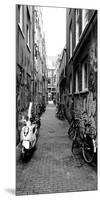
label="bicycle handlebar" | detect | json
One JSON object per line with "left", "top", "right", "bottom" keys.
{"left": 82, "top": 111, "right": 87, "bottom": 115}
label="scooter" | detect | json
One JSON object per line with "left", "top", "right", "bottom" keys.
{"left": 20, "top": 102, "right": 41, "bottom": 159}
{"left": 20, "top": 119, "right": 38, "bottom": 159}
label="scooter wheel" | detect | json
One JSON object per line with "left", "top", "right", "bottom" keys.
{"left": 21, "top": 147, "right": 26, "bottom": 160}
{"left": 21, "top": 152, "right": 25, "bottom": 160}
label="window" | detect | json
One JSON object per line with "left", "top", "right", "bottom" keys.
{"left": 27, "top": 24, "right": 30, "bottom": 46}
{"left": 76, "top": 9, "right": 80, "bottom": 46}
{"left": 48, "top": 88, "right": 51, "bottom": 93}
{"left": 82, "top": 63, "right": 88, "bottom": 91}
{"left": 26, "top": 7, "right": 31, "bottom": 48}
{"left": 69, "top": 75, "right": 72, "bottom": 94}
{"left": 48, "top": 78, "right": 51, "bottom": 84}
{"left": 34, "top": 44, "right": 38, "bottom": 58}
{"left": 27, "top": 73, "right": 31, "bottom": 89}
{"left": 34, "top": 10, "right": 38, "bottom": 24}
{"left": 75, "top": 70, "right": 79, "bottom": 92}
{"left": 82, "top": 9, "right": 88, "bottom": 31}
{"left": 19, "top": 5, "right": 22, "bottom": 28}
{"left": 53, "top": 75, "right": 56, "bottom": 84}
{"left": 83, "top": 96, "right": 87, "bottom": 112}
{"left": 69, "top": 22, "right": 72, "bottom": 58}
{"left": 19, "top": 5, "right": 23, "bottom": 31}
{"left": 52, "top": 88, "right": 56, "bottom": 92}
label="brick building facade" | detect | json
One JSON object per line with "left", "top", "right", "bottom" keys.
{"left": 66, "top": 8, "right": 97, "bottom": 131}
{"left": 42, "top": 37, "right": 48, "bottom": 105}
{"left": 16, "top": 5, "right": 47, "bottom": 145}
{"left": 33, "top": 6, "right": 48, "bottom": 113}
{"left": 16, "top": 5, "right": 34, "bottom": 144}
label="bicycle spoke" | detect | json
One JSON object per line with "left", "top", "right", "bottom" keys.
{"left": 82, "top": 136, "right": 94, "bottom": 163}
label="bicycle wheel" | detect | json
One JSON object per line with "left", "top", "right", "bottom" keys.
{"left": 72, "top": 138, "right": 81, "bottom": 154}
{"left": 68, "top": 121, "right": 74, "bottom": 139}
{"left": 82, "top": 135, "right": 94, "bottom": 163}
{"left": 71, "top": 126, "right": 81, "bottom": 155}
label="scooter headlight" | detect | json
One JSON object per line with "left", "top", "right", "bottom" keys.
{"left": 22, "top": 141, "right": 30, "bottom": 149}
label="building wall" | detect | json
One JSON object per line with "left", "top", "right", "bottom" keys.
{"left": 73, "top": 22, "right": 97, "bottom": 128}
{"left": 55, "top": 54, "right": 62, "bottom": 104}
{"left": 66, "top": 8, "right": 97, "bottom": 131}
{"left": 16, "top": 5, "right": 34, "bottom": 144}
{"left": 59, "top": 48, "right": 66, "bottom": 107}
{"left": 33, "top": 6, "right": 47, "bottom": 110}
{"left": 16, "top": 5, "right": 47, "bottom": 145}
{"left": 42, "top": 37, "right": 48, "bottom": 105}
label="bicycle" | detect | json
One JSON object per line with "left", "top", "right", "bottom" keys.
{"left": 72, "top": 112, "right": 97, "bottom": 164}
{"left": 56, "top": 104, "right": 65, "bottom": 120}
{"left": 68, "top": 116, "right": 80, "bottom": 139}
{"left": 82, "top": 125, "right": 97, "bottom": 163}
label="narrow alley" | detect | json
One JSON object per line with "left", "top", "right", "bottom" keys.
{"left": 16, "top": 102, "right": 97, "bottom": 195}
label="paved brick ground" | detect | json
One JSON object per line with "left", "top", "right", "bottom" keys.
{"left": 16, "top": 103, "right": 97, "bottom": 196}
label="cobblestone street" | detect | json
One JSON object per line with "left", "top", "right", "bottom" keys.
{"left": 16, "top": 103, "right": 97, "bottom": 196}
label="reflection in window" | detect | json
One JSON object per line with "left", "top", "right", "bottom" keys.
{"left": 82, "top": 9, "right": 88, "bottom": 31}
{"left": 76, "top": 9, "right": 80, "bottom": 46}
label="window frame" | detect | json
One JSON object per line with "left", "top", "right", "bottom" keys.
{"left": 82, "top": 62, "right": 88, "bottom": 91}
{"left": 69, "top": 21, "right": 72, "bottom": 59}
{"left": 48, "top": 77, "right": 51, "bottom": 84}
{"left": 26, "top": 7, "right": 31, "bottom": 49}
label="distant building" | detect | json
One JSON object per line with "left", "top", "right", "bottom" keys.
{"left": 48, "top": 68, "right": 56, "bottom": 101}
{"left": 47, "top": 56, "right": 57, "bottom": 101}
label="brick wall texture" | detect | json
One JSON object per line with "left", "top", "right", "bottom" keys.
{"left": 65, "top": 9, "right": 97, "bottom": 133}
